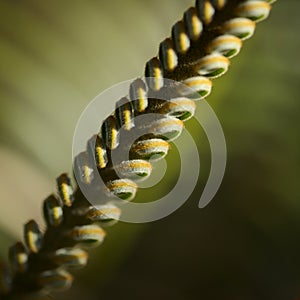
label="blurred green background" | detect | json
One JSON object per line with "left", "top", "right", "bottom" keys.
{"left": 0, "top": 0, "right": 299, "bottom": 299}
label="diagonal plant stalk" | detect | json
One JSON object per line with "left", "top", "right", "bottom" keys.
{"left": 0, "top": 0, "right": 276, "bottom": 299}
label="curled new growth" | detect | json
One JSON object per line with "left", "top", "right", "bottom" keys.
{"left": 0, "top": 0, "right": 275, "bottom": 298}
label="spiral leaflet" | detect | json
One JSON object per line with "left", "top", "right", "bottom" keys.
{"left": 0, "top": 1, "right": 275, "bottom": 298}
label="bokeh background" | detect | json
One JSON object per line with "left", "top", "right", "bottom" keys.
{"left": 0, "top": 1, "right": 299, "bottom": 299}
